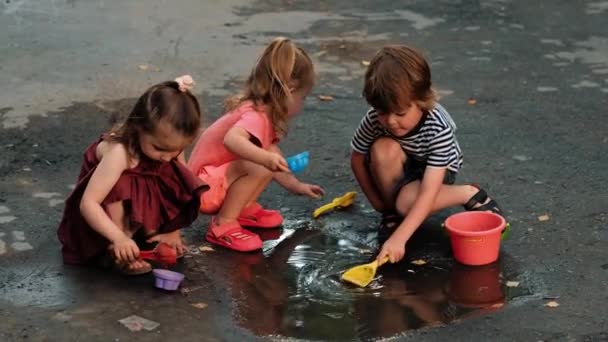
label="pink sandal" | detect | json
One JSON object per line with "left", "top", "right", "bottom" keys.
{"left": 205, "top": 217, "right": 262, "bottom": 252}
{"left": 237, "top": 203, "right": 283, "bottom": 229}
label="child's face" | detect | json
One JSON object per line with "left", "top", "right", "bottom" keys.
{"left": 286, "top": 88, "right": 309, "bottom": 118}
{"left": 138, "top": 120, "right": 193, "bottom": 162}
{"left": 377, "top": 103, "right": 424, "bottom": 137}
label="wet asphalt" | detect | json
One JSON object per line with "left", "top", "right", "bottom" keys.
{"left": 1, "top": 0, "right": 607, "bottom": 341}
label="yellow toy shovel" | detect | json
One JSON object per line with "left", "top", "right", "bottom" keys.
{"left": 313, "top": 191, "right": 357, "bottom": 219}
{"left": 341, "top": 256, "right": 390, "bottom": 287}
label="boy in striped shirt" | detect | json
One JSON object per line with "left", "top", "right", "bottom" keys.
{"left": 350, "top": 45, "right": 503, "bottom": 263}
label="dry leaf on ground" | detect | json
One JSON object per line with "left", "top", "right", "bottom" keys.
{"left": 198, "top": 246, "right": 215, "bottom": 252}
{"left": 506, "top": 281, "right": 520, "bottom": 287}
{"left": 467, "top": 98, "right": 477, "bottom": 105}
{"left": 191, "top": 302, "right": 208, "bottom": 309}
{"left": 544, "top": 301, "right": 560, "bottom": 308}
{"left": 538, "top": 214, "right": 550, "bottom": 222}
{"left": 410, "top": 259, "right": 427, "bottom": 266}
{"left": 361, "top": 60, "right": 370, "bottom": 66}
{"left": 318, "top": 95, "right": 334, "bottom": 101}
{"left": 138, "top": 64, "right": 149, "bottom": 71}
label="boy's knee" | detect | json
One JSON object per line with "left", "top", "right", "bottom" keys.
{"left": 370, "top": 138, "right": 405, "bottom": 167}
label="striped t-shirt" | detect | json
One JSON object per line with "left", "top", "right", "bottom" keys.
{"left": 350, "top": 103, "right": 463, "bottom": 173}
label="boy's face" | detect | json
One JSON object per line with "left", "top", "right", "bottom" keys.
{"left": 377, "top": 103, "right": 424, "bottom": 137}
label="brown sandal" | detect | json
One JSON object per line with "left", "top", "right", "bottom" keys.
{"left": 115, "top": 260, "right": 152, "bottom": 276}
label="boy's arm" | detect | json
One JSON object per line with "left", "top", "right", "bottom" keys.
{"left": 351, "top": 151, "right": 386, "bottom": 212}
{"left": 379, "top": 166, "right": 446, "bottom": 262}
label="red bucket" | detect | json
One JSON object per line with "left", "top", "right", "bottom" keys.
{"left": 444, "top": 211, "right": 506, "bottom": 266}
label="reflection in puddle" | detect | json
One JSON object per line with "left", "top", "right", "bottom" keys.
{"left": 231, "top": 225, "right": 532, "bottom": 340}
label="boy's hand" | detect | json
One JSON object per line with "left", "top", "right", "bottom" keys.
{"left": 110, "top": 236, "right": 140, "bottom": 263}
{"left": 147, "top": 230, "right": 186, "bottom": 256}
{"left": 378, "top": 236, "right": 406, "bottom": 263}
{"left": 294, "top": 183, "right": 325, "bottom": 199}
{"left": 264, "top": 152, "right": 290, "bottom": 172}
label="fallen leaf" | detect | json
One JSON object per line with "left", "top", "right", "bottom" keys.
{"left": 467, "top": 98, "right": 477, "bottom": 105}
{"left": 318, "top": 95, "right": 334, "bottom": 101}
{"left": 506, "top": 281, "right": 520, "bottom": 287}
{"left": 538, "top": 214, "right": 550, "bottom": 222}
{"left": 361, "top": 60, "right": 370, "bottom": 66}
{"left": 198, "top": 246, "right": 215, "bottom": 252}
{"left": 191, "top": 302, "right": 208, "bottom": 309}
{"left": 138, "top": 64, "right": 149, "bottom": 71}
{"left": 544, "top": 301, "right": 559, "bottom": 308}
{"left": 491, "top": 303, "right": 504, "bottom": 308}
{"left": 410, "top": 259, "right": 427, "bottom": 266}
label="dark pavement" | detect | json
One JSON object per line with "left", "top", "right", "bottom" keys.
{"left": 1, "top": 0, "right": 607, "bottom": 341}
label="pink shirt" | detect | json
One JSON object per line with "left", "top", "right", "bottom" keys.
{"left": 187, "top": 101, "right": 278, "bottom": 174}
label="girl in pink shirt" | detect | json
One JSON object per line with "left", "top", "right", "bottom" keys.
{"left": 188, "top": 37, "right": 324, "bottom": 252}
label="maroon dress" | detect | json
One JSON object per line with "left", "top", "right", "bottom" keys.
{"left": 57, "top": 139, "right": 208, "bottom": 265}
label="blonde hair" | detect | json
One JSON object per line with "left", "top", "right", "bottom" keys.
{"left": 225, "top": 37, "right": 315, "bottom": 135}
{"left": 363, "top": 45, "right": 437, "bottom": 113}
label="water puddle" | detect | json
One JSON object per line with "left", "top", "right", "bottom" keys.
{"left": 229, "top": 224, "right": 533, "bottom": 340}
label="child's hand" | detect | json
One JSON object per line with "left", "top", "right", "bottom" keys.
{"left": 264, "top": 152, "right": 290, "bottom": 172}
{"left": 378, "top": 236, "right": 406, "bottom": 264}
{"left": 295, "top": 183, "right": 325, "bottom": 199}
{"left": 147, "top": 230, "right": 186, "bottom": 256}
{"left": 110, "top": 236, "right": 140, "bottom": 264}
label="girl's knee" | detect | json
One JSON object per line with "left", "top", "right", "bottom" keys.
{"left": 230, "top": 159, "right": 272, "bottom": 180}
{"left": 370, "top": 138, "right": 405, "bottom": 167}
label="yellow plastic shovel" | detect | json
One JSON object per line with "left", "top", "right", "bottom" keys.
{"left": 313, "top": 191, "right": 357, "bottom": 219}
{"left": 341, "top": 256, "right": 390, "bottom": 287}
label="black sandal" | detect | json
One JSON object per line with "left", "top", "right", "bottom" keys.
{"left": 378, "top": 211, "right": 403, "bottom": 243}
{"left": 464, "top": 186, "right": 503, "bottom": 216}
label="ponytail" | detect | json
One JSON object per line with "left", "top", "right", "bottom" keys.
{"left": 227, "top": 37, "right": 314, "bottom": 136}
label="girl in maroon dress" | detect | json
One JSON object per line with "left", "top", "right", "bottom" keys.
{"left": 57, "top": 75, "right": 208, "bottom": 275}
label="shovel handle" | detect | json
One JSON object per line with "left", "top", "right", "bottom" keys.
{"left": 139, "top": 250, "right": 156, "bottom": 260}
{"left": 378, "top": 256, "right": 390, "bottom": 266}
{"left": 313, "top": 202, "right": 338, "bottom": 218}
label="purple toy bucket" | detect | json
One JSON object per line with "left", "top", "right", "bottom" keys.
{"left": 153, "top": 269, "right": 184, "bottom": 291}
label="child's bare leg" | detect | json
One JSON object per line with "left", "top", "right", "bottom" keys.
{"left": 243, "top": 167, "right": 273, "bottom": 209}
{"left": 106, "top": 201, "right": 150, "bottom": 271}
{"left": 396, "top": 183, "right": 490, "bottom": 215}
{"left": 217, "top": 160, "right": 272, "bottom": 224}
{"left": 369, "top": 137, "right": 407, "bottom": 208}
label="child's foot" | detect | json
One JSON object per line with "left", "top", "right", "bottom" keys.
{"left": 464, "top": 185, "right": 503, "bottom": 216}
{"left": 206, "top": 217, "right": 263, "bottom": 252}
{"left": 237, "top": 202, "right": 283, "bottom": 229}
{"left": 378, "top": 210, "right": 403, "bottom": 243}
{"left": 116, "top": 259, "right": 152, "bottom": 276}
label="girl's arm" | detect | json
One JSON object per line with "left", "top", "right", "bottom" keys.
{"left": 177, "top": 150, "right": 187, "bottom": 165}
{"left": 270, "top": 145, "right": 324, "bottom": 198}
{"left": 224, "top": 127, "right": 289, "bottom": 172}
{"left": 351, "top": 151, "right": 386, "bottom": 212}
{"left": 79, "top": 144, "right": 135, "bottom": 258}
{"left": 379, "top": 166, "right": 445, "bottom": 262}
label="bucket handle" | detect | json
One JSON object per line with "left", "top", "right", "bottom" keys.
{"left": 442, "top": 222, "right": 511, "bottom": 240}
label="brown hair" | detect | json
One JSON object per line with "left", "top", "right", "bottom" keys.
{"left": 225, "top": 37, "right": 315, "bottom": 136}
{"left": 363, "top": 45, "right": 437, "bottom": 114}
{"left": 107, "top": 81, "right": 201, "bottom": 157}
